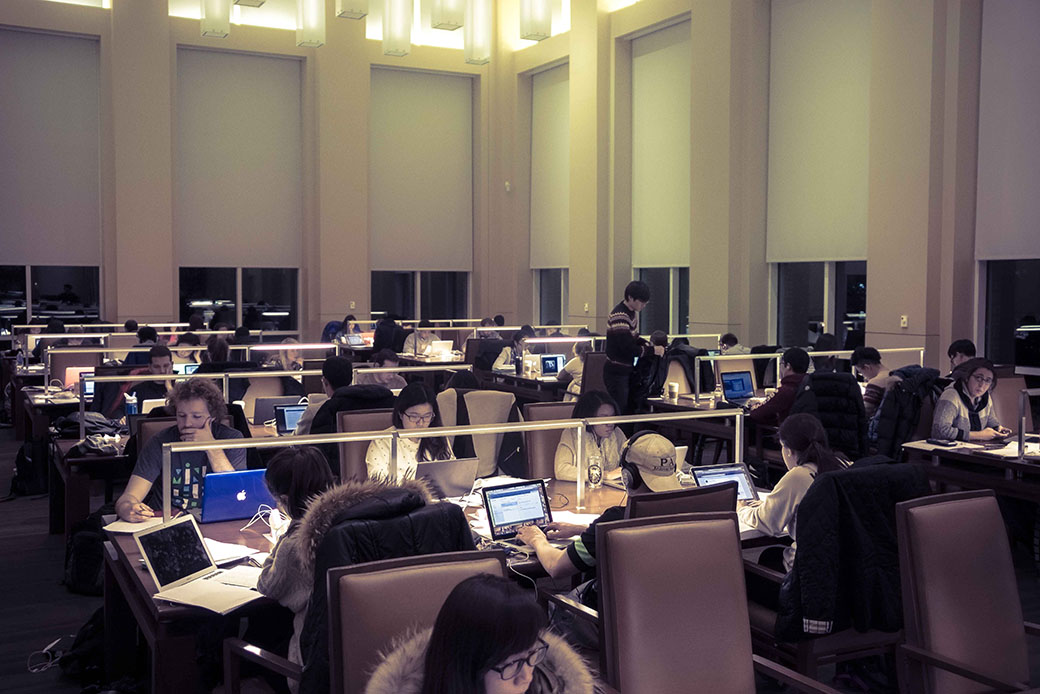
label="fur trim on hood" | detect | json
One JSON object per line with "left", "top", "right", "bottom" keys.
{"left": 364, "top": 627, "right": 596, "bottom": 694}
{"left": 297, "top": 477, "right": 437, "bottom": 574}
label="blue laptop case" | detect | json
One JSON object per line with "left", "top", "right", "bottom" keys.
{"left": 200, "top": 469, "right": 278, "bottom": 524}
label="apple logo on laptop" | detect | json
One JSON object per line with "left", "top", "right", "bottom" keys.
{"left": 236, "top": 490, "right": 247, "bottom": 502}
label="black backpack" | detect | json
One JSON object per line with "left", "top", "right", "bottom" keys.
{"left": 63, "top": 505, "right": 113, "bottom": 596}
{"left": 8, "top": 442, "right": 48, "bottom": 497}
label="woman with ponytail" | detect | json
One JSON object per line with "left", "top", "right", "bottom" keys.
{"left": 738, "top": 413, "right": 849, "bottom": 572}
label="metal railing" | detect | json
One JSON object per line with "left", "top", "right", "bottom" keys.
{"left": 689, "top": 347, "right": 927, "bottom": 403}
{"left": 23, "top": 327, "right": 300, "bottom": 351}
{"left": 1018, "top": 388, "right": 1040, "bottom": 462}
{"left": 158, "top": 408, "right": 746, "bottom": 521}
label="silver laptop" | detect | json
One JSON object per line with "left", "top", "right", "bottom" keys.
{"left": 691, "top": 463, "right": 759, "bottom": 501}
{"left": 481, "top": 479, "right": 553, "bottom": 540}
{"left": 721, "top": 370, "right": 756, "bottom": 408}
{"left": 133, "top": 515, "right": 220, "bottom": 591}
{"left": 415, "top": 457, "right": 480, "bottom": 499}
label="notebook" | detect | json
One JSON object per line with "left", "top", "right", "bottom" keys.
{"left": 252, "top": 395, "right": 304, "bottom": 425}
{"left": 721, "top": 370, "right": 756, "bottom": 407}
{"left": 415, "top": 457, "right": 480, "bottom": 499}
{"left": 481, "top": 479, "right": 554, "bottom": 540}
{"left": 132, "top": 515, "right": 262, "bottom": 614}
{"left": 199, "top": 469, "right": 278, "bottom": 524}
{"left": 691, "top": 463, "right": 759, "bottom": 501}
{"left": 274, "top": 403, "right": 308, "bottom": 435}
{"left": 539, "top": 354, "right": 566, "bottom": 376}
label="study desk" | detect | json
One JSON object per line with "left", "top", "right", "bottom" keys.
{"left": 646, "top": 396, "right": 743, "bottom": 464}
{"left": 481, "top": 369, "right": 568, "bottom": 403}
{"left": 903, "top": 437, "right": 1040, "bottom": 503}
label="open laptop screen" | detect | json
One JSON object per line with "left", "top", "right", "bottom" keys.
{"left": 692, "top": 463, "right": 759, "bottom": 501}
{"left": 540, "top": 354, "right": 565, "bottom": 375}
{"left": 482, "top": 480, "right": 553, "bottom": 540}
{"left": 274, "top": 404, "right": 308, "bottom": 435}
{"left": 721, "top": 371, "right": 754, "bottom": 400}
{"left": 134, "top": 516, "right": 214, "bottom": 590}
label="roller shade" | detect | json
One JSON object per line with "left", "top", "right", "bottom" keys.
{"left": 975, "top": 0, "right": 1040, "bottom": 260}
{"left": 0, "top": 29, "right": 100, "bottom": 265}
{"left": 530, "top": 63, "right": 570, "bottom": 269}
{"left": 175, "top": 48, "right": 303, "bottom": 267}
{"left": 369, "top": 68, "right": 473, "bottom": 271}
{"left": 766, "top": 0, "right": 870, "bottom": 263}
{"left": 632, "top": 20, "right": 691, "bottom": 268}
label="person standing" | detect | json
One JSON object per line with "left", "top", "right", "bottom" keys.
{"left": 603, "top": 280, "right": 660, "bottom": 414}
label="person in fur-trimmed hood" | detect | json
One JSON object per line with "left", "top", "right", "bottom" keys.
{"left": 257, "top": 458, "right": 474, "bottom": 694}
{"left": 365, "top": 574, "right": 596, "bottom": 694}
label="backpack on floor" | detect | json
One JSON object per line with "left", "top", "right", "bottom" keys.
{"left": 8, "top": 442, "right": 47, "bottom": 497}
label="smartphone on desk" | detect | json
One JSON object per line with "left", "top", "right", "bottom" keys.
{"left": 925, "top": 438, "right": 957, "bottom": 447}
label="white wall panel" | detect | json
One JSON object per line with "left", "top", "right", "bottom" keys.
{"left": 530, "top": 63, "right": 570, "bottom": 269}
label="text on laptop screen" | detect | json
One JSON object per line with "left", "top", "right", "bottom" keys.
{"left": 721, "top": 371, "right": 754, "bottom": 400}
{"left": 278, "top": 404, "right": 307, "bottom": 432}
{"left": 82, "top": 372, "right": 95, "bottom": 397}
{"left": 137, "top": 521, "right": 213, "bottom": 588}
{"left": 540, "top": 354, "right": 565, "bottom": 375}
{"left": 485, "top": 483, "right": 551, "bottom": 536}
{"left": 693, "top": 465, "right": 757, "bottom": 501}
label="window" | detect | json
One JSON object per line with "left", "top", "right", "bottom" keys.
{"left": 179, "top": 267, "right": 236, "bottom": 327}
{"left": 371, "top": 271, "right": 469, "bottom": 320}
{"left": 0, "top": 266, "right": 27, "bottom": 332}
{"left": 242, "top": 268, "right": 298, "bottom": 330}
{"left": 535, "top": 269, "right": 568, "bottom": 325}
{"left": 985, "top": 259, "right": 1040, "bottom": 365}
{"left": 635, "top": 267, "right": 689, "bottom": 335}
{"left": 777, "top": 263, "right": 824, "bottom": 347}
{"left": 834, "top": 261, "right": 867, "bottom": 349}
{"left": 30, "top": 266, "right": 100, "bottom": 321}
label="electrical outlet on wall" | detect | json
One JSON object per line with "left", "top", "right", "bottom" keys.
{"left": 583, "top": 302, "right": 589, "bottom": 313}
{"left": 350, "top": 301, "right": 356, "bottom": 310}
{"left": 900, "top": 315, "right": 909, "bottom": 329}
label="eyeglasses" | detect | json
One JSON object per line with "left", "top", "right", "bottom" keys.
{"left": 970, "top": 374, "right": 994, "bottom": 386}
{"left": 402, "top": 411, "right": 435, "bottom": 425}
{"left": 490, "top": 639, "right": 549, "bottom": 680}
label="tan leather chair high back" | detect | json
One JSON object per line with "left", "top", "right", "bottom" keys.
{"left": 461, "top": 390, "right": 520, "bottom": 477}
{"left": 240, "top": 377, "right": 283, "bottom": 422}
{"left": 989, "top": 376, "right": 1034, "bottom": 433}
{"left": 624, "top": 481, "right": 738, "bottom": 519}
{"left": 49, "top": 350, "right": 101, "bottom": 387}
{"left": 896, "top": 490, "right": 1031, "bottom": 694}
{"left": 911, "top": 391, "right": 936, "bottom": 442}
{"left": 581, "top": 352, "right": 608, "bottom": 395}
{"left": 336, "top": 409, "right": 394, "bottom": 482}
{"left": 597, "top": 512, "right": 756, "bottom": 694}
{"left": 105, "top": 332, "right": 138, "bottom": 362}
{"left": 138, "top": 417, "right": 177, "bottom": 451}
{"left": 329, "top": 551, "right": 508, "bottom": 694}
{"left": 664, "top": 360, "right": 692, "bottom": 395}
{"left": 522, "top": 401, "right": 575, "bottom": 479}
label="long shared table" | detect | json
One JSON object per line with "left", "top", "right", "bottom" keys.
{"left": 903, "top": 436, "right": 1040, "bottom": 502}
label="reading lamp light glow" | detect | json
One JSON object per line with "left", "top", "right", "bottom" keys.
{"left": 519, "top": 0, "right": 551, "bottom": 41}
{"left": 201, "top": 0, "right": 231, "bottom": 37}
{"left": 431, "top": 0, "right": 464, "bottom": 30}
{"left": 383, "top": 0, "right": 412, "bottom": 56}
{"left": 297, "top": 0, "right": 326, "bottom": 46}
{"left": 336, "top": 0, "right": 368, "bottom": 19}
{"left": 464, "top": 0, "right": 491, "bottom": 65}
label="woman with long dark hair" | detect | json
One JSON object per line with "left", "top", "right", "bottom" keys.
{"left": 553, "top": 390, "right": 626, "bottom": 482}
{"left": 365, "top": 382, "right": 453, "bottom": 480}
{"left": 738, "top": 413, "right": 849, "bottom": 572}
{"left": 932, "top": 357, "right": 1010, "bottom": 441}
{"left": 365, "top": 574, "right": 593, "bottom": 694}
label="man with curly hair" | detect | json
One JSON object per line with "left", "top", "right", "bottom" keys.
{"left": 116, "top": 377, "right": 246, "bottom": 522}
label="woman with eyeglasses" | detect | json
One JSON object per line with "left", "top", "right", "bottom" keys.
{"left": 932, "top": 357, "right": 1011, "bottom": 441}
{"left": 366, "top": 382, "right": 453, "bottom": 481}
{"left": 554, "top": 390, "right": 626, "bottom": 482}
{"left": 364, "top": 573, "right": 594, "bottom": 694}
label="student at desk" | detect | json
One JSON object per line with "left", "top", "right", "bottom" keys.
{"left": 748, "top": 347, "right": 810, "bottom": 427}
{"left": 738, "top": 414, "right": 850, "bottom": 572}
{"left": 403, "top": 319, "right": 439, "bottom": 355}
{"left": 554, "top": 391, "right": 626, "bottom": 482}
{"left": 518, "top": 433, "right": 682, "bottom": 619}
{"left": 128, "top": 345, "right": 174, "bottom": 403}
{"left": 115, "top": 378, "right": 246, "bottom": 521}
{"left": 931, "top": 358, "right": 1010, "bottom": 442}
{"left": 366, "top": 382, "right": 454, "bottom": 481}
{"left": 492, "top": 325, "right": 535, "bottom": 371}
{"left": 556, "top": 341, "right": 591, "bottom": 401}
{"left": 354, "top": 348, "right": 408, "bottom": 390}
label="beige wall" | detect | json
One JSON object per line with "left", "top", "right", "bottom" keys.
{"left": 0, "top": 0, "right": 992, "bottom": 367}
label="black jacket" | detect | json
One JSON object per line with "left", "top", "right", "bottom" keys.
{"left": 297, "top": 480, "right": 474, "bottom": 694}
{"left": 789, "top": 371, "right": 867, "bottom": 459}
{"left": 871, "top": 365, "right": 941, "bottom": 457}
{"left": 310, "top": 384, "right": 396, "bottom": 474}
{"left": 775, "top": 463, "right": 930, "bottom": 641}
{"left": 662, "top": 345, "right": 715, "bottom": 394}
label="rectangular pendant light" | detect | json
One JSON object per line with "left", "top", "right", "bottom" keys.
{"left": 335, "top": 0, "right": 368, "bottom": 19}
{"left": 297, "top": 0, "right": 326, "bottom": 47}
{"left": 233, "top": 0, "right": 265, "bottom": 8}
{"left": 200, "top": 0, "right": 231, "bottom": 38}
{"left": 519, "top": 0, "right": 551, "bottom": 41}
{"left": 464, "top": 0, "right": 491, "bottom": 65}
{"left": 383, "top": 0, "right": 413, "bottom": 57}
{"left": 431, "top": 0, "right": 464, "bottom": 30}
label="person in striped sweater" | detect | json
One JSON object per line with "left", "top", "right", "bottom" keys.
{"left": 603, "top": 280, "right": 661, "bottom": 414}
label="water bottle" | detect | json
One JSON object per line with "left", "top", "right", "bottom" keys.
{"left": 587, "top": 454, "right": 603, "bottom": 489}
{"left": 124, "top": 393, "right": 138, "bottom": 416}
{"left": 16, "top": 349, "right": 25, "bottom": 369}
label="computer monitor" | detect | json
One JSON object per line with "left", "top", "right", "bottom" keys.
{"left": 539, "top": 354, "right": 566, "bottom": 376}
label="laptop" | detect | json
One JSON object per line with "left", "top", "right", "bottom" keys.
{"left": 539, "top": 354, "right": 566, "bottom": 378}
{"left": 199, "top": 469, "right": 278, "bottom": 523}
{"left": 691, "top": 463, "right": 760, "bottom": 501}
{"left": 481, "top": 479, "right": 554, "bottom": 541}
{"left": 134, "top": 515, "right": 221, "bottom": 591}
{"left": 252, "top": 395, "right": 304, "bottom": 425}
{"left": 721, "top": 370, "right": 756, "bottom": 407}
{"left": 415, "top": 457, "right": 480, "bottom": 499}
{"left": 173, "top": 362, "right": 200, "bottom": 375}
{"left": 343, "top": 333, "right": 366, "bottom": 348}
{"left": 141, "top": 398, "right": 167, "bottom": 414}
{"left": 273, "top": 403, "right": 308, "bottom": 436}
{"left": 425, "top": 340, "right": 454, "bottom": 357}
{"left": 64, "top": 366, "right": 94, "bottom": 395}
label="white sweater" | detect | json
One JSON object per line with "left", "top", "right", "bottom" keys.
{"left": 738, "top": 463, "right": 819, "bottom": 572}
